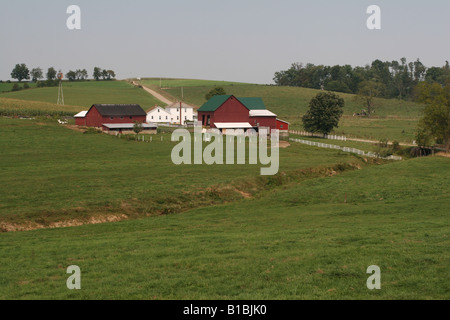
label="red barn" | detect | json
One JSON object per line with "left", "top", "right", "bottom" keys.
{"left": 83, "top": 104, "right": 147, "bottom": 128}
{"left": 74, "top": 111, "right": 87, "bottom": 126}
{"left": 197, "top": 95, "right": 284, "bottom": 132}
{"left": 276, "top": 119, "right": 290, "bottom": 131}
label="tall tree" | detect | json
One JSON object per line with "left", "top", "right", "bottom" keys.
{"left": 106, "top": 70, "right": 116, "bottom": 80}
{"left": 302, "top": 92, "right": 345, "bottom": 136}
{"left": 11, "top": 64, "right": 30, "bottom": 82}
{"left": 355, "top": 80, "right": 383, "bottom": 116}
{"left": 46, "top": 67, "right": 57, "bottom": 81}
{"left": 30, "top": 67, "right": 43, "bottom": 82}
{"left": 66, "top": 70, "right": 77, "bottom": 81}
{"left": 93, "top": 67, "right": 102, "bottom": 81}
{"left": 415, "top": 82, "right": 450, "bottom": 151}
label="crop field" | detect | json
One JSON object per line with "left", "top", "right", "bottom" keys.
{"left": 0, "top": 81, "right": 163, "bottom": 110}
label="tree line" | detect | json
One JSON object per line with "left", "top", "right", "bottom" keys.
{"left": 273, "top": 58, "right": 450, "bottom": 100}
{"left": 9, "top": 64, "right": 116, "bottom": 83}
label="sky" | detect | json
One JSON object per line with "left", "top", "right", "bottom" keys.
{"left": 0, "top": 0, "right": 449, "bottom": 84}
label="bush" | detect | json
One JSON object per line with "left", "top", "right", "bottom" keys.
{"left": 83, "top": 127, "right": 101, "bottom": 134}
{"left": 11, "top": 84, "right": 22, "bottom": 92}
{"left": 23, "top": 83, "right": 30, "bottom": 89}
{"left": 391, "top": 140, "right": 401, "bottom": 152}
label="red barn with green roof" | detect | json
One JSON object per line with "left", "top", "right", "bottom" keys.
{"left": 197, "top": 95, "right": 282, "bottom": 131}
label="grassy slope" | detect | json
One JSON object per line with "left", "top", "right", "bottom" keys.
{"left": 0, "top": 156, "right": 448, "bottom": 299}
{"left": 0, "top": 118, "right": 359, "bottom": 226}
{"left": 157, "top": 81, "right": 423, "bottom": 142}
{"left": 0, "top": 81, "right": 164, "bottom": 110}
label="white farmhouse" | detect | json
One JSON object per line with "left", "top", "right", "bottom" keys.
{"left": 165, "top": 102, "right": 197, "bottom": 125}
{"left": 146, "top": 106, "right": 172, "bottom": 123}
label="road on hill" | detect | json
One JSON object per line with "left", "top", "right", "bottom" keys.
{"left": 132, "top": 81, "right": 174, "bottom": 105}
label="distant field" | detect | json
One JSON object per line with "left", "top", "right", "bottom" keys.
{"left": 0, "top": 154, "right": 448, "bottom": 299}
{"left": 0, "top": 81, "right": 164, "bottom": 110}
{"left": 0, "top": 82, "right": 37, "bottom": 93}
{"left": 138, "top": 78, "right": 251, "bottom": 88}
{"left": 0, "top": 97, "right": 84, "bottom": 117}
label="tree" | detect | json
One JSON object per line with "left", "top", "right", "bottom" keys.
{"left": 66, "top": 70, "right": 77, "bottom": 81}
{"left": 11, "top": 64, "right": 30, "bottom": 82}
{"left": 415, "top": 82, "right": 450, "bottom": 151}
{"left": 302, "top": 92, "right": 345, "bottom": 136}
{"left": 205, "top": 87, "right": 226, "bottom": 101}
{"left": 93, "top": 67, "right": 102, "bottom": 81}
{"left": 133, "top": 121, "right": 143, "bottom": 135}
{"left": 47, "top": 67, "right": 57, "bottom": 81}
{"left": 355, "top": 80, "right": 383, "bottom": 116}
{"left": 106, "top": 70, "right": 116, "bottom": 80}
{"left": 30, "top": 67, "right": 43, "bottom": 82}
{"left": 101, "top": 69, "right": 108, "bottom": 80}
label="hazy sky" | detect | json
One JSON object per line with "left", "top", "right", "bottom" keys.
{"left": 1, "top": 0, "right": 449, "bottom": 84}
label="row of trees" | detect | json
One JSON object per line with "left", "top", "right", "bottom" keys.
{"left": 10, "top": 64, "right": 116, "bottom": 82}
{"left": 273, "top": 58, "right": 450, "bottom": 100}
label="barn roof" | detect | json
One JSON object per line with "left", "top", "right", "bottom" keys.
{"left": 237, "top": 97, "right": 267, "bottom": 110}
{"left": 198, "top": 95, "right": 268, "bottom": 112}
{"left": 90, "top": 104, "right": 146, "bottom": 117}
{"left": 74, "top": 111, "right": 88, "bottom": 118}
{"left": 198, "top": 95, "right": 232, "bottom": 112}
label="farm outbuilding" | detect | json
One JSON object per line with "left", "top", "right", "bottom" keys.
{"left": 74, "top": 111, "right": 88, "bottom": 126}
{"left": 197, "top": 95, "right": 286, "bottom": 133}
{"left": 83, "top": 104, "right": 147, "bottom": 128}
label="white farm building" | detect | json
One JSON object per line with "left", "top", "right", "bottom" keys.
{"left": 147, "top": 102, "right": 197, "bottom": 125}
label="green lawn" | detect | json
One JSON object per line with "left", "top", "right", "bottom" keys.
{"left": 0, "top": 81, "right": 164, "bottom": 110}
{"left": 0, "top": 155, "right": 448, "bottom": 299}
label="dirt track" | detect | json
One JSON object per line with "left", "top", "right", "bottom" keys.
{"left": 132, "top": 81, "right": 174, "bottom": 105}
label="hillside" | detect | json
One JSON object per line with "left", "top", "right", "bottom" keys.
{"left": 0, "top": 154, "right": 448, "bottom": 299}
{"left": 138, "top": 78, "right": 425, "bottom": 142}
{"left": 0, "top": 81, "right": 165, "bottom": 110}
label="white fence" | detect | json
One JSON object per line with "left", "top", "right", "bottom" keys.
{"left": 289, "top": 130, "right": 347, "bottom": 141}
{"left": 289, "top": 138, "right": 402, "bottom": 161}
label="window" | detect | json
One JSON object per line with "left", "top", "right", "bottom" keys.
{"left": 110, "top": 117, "right": 114, "bottom": 120}
{"left": 166, "top": 116, "right": 168, "bottom": 120}
{"left": 185, "top": 116, "right": 187, "bottom": 120}
{"left": 184, "top": 108, "right": 187, "bottom": 112}
{"left": 151, "top": 116, "right": 154, "bottom": 120}
{"left": 177, "top": 108, "right": 179, "bottom": 112}
{"left": 158, "top": 109, "right": 160, "bottom": 113}
{"left": 177, "top": 116, "right": 179, "bottom": 120}
{"left": 159, "top": 116, "right": 161, "bottom": 120}
{"left": 280, "top": 125, "right": 283, "bottom": 129}
{"left": 129, "top": 117, "right": 133, "bottom": 119}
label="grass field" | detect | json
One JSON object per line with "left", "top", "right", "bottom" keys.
{"left": 0, "top": 154, "right": 448, "bottom": 299}
{"left": 138, "top": 78, "right": 251, "bottom": 88}
{"left": 0, "top": 118, "right": 362, "bottom": 229}
{"left": 0, "top": 81, "right": 164, "bottom": 110}
{"left": 140, "top": 78, "right": 424, "bottom": 143}
{"left": 0, "top": 79, "right": 447, "bottom": 300}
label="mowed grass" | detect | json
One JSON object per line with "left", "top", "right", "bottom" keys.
{"left": 0, "top": 81, "right": 164, "bottom": 110}
{"left": 0, "top": 118, "right": 359, "bottom": 227}
{"left": 0, "top": 156, "right": 448, "bottom": 299}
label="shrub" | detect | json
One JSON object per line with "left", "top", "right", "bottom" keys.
{"left": 23, "top": 83, "right": 30, "bottom": 89}
{"left": 11, "top": 84, "right": 22, "bottom": 92}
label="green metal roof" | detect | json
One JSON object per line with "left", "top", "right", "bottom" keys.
{"left": 198, "top": 95, "right": 232, "bottom": 112}
{"left": 198, "top": 95, "right": 267, "bottom": 112}
{"left": 237, "top": 97, "right": 267, "bottom": 110}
